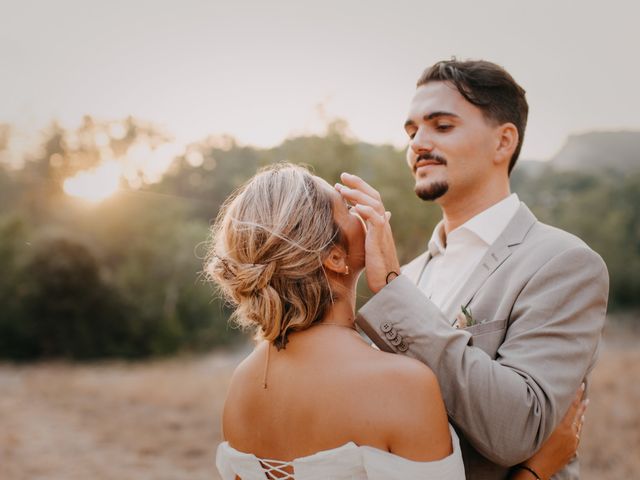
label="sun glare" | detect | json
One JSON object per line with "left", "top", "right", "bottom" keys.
{"left": 63, "top": 162, "right": 121, "bottom": 202}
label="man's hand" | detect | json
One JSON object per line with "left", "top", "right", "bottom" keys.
{"left": 335, "top": 172, "right": 401, "bottom": 293}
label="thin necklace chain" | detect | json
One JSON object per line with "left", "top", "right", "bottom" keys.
{"left": 314, "top": 322, "right": 357, "bottom": 331}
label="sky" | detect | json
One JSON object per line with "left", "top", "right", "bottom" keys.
{"left": 1, "top": 0, "right": 639, "bottom": 161}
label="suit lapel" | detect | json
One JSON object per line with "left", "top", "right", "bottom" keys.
{"left": 446, "top": 203, "right": 538, "bottom": 314}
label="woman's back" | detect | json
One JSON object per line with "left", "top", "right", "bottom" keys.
{"left": 207, "top": 165, "right": 464, "bottom": 478}
{"left": 218, "top": 326, "right": 463, "bottom": 478}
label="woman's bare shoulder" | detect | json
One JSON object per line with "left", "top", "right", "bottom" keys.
{"left": 221, "top": 345, "right": 268, "bottom": 439}
{"left": 355, "top": 344, "right": 438, "bottom": 386}
{"left": 347, "top": 347, "right": 451, "bottom": 460}
{"left": 226, "top": 344, "right": 266, "bottom": 390}
{"left": 337, "top": 345, "right": 443, "bottom": 420}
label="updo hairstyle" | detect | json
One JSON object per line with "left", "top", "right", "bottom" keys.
{"left": 205, "top": 163, "right": 343, "bottom": 349}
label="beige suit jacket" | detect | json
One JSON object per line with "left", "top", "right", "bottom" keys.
{"left": 356, "top": 203, "right": 609, "bottom": 480}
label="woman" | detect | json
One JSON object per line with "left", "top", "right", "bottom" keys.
{"left": 208, "top": 163, "right": 586, "bottom": 480}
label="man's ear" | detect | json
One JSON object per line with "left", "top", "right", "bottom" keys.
{"left": 494, "top": 123, "right": 518, "bottom": 168}
{"left": 322, "top": 245, "right": 348, "bottom": 275}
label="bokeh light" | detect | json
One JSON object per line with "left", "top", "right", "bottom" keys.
{"left": 63, "top": 161, "right": 121, "bottom": 202}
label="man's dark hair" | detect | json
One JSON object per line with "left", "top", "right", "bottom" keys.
{"left": 417, "top": 59, "right": 528, "bottom": 174}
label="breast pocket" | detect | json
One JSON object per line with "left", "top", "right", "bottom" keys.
{"left": 464, "top": 318, "right": 507, "bottom": 357}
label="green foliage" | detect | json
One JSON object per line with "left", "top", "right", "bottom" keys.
{"left": 0, "top": 119, "right": 638, "bottom": 360}
{"left": 0, "top": 121, "right": 236, "bottom": 361}
{"left": 0, "top": 214, "right": 31, "bottom": 358}
{"left": 18, "top": 237, "right": 134, "bottom": 359}
{"left": 512, "top": 165, "right": 640, "bottom": 310}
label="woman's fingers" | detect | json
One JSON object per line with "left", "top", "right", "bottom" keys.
{"left": 574, "top": 397, "right": 589, "bottom": 437}
{"left": 563, "top": 383, "right": 589, "bottom": 442}
{"left": 563, "top": 384, "right": 585, "bottom": 427}
{"left": 574, "top": 392, "right": 588, "bottom": 424}
{"left": 340, "top": 172, "right": 381, "bottom": 200}
{"left": 568, "top": 384, "right": 584, "bottom": 414}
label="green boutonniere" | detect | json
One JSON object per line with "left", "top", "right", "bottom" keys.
{"left": 455, "top": 305, "right": 477, "bottom": 328}
{"left": 462, "top": 305, "right": 476, "bottom": 326}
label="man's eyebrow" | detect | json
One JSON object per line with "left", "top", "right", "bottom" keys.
{"left": 404, "top": 111, "right": 460, "bottom": 128}
{"left": 426, "top": 111, "right": 460, "bottom": 120}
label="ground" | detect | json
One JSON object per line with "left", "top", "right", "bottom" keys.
{"left": 0, "top": 319, "right": 638, "bottom": 480}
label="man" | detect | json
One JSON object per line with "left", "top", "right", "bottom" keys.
{"left": 337, "top": 59, "right": 609, "bottom": 479}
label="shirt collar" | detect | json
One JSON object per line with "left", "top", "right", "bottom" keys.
{"left": 461, "top": 193, "right": 520, "bottom": 245}
{"left": 427, "top": 193, "right": 521, "bottom": 255}
{"left": 427, "top": 220, "right": 446, "bottom": 257}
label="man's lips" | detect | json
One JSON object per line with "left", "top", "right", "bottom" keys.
{"left": 414, "top": 159, "right": 445, "bottom": 172}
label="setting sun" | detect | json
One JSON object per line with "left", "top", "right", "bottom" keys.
{"left": 63, "top": 161, "right": 121, "bottom": 202}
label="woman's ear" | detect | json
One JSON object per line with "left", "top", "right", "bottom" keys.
{"left": 322, "top": 245, "right": 348, "bottom": 275}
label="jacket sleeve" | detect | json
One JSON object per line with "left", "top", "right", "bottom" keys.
{"left": 356, "top": 246, "right": 609, "bottom": 466}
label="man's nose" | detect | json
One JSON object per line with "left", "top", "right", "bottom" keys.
{"left": 410, "top": 127, "right": 434, "bottom": 154}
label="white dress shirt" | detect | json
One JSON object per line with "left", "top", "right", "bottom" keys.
{"left": 418, "top": 194, "right": 521, "bottom": 320}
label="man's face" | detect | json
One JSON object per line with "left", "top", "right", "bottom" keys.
{"left": 404, "top": 81, "right": 499, "bottom": 203}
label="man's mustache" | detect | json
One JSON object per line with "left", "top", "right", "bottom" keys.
{"left": 414, "top": 153, "right": 447, "bottom": 172}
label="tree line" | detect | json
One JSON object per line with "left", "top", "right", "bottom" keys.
{"left": 0, "top": 118, "right": 637, "bottom": 360}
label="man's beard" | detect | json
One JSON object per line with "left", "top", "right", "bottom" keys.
{"left": 415, "top": 181, "right": 449, "bottom": 201}
{"left": 412, "top": 153, "right": 448, "bottom": 201}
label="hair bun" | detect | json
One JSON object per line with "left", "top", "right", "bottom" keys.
{"left": 205, "top": 163, "right": 340, "bottom": 349}
{"left": 215, "top": 255, "right": 276, "bottom": 296}
{"left": 241, "top": 261, "right": 276, "bottom": 294}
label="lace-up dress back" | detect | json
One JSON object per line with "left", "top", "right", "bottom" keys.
{"left": 258, "top": 458, "right": 294, "bottom": 479}
{"left": 216, "top": 424, "right": 465, "bottom": 480}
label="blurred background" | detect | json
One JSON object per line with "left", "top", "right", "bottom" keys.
{"left": 0, "top": 0, "right": 638, "bottom": 479}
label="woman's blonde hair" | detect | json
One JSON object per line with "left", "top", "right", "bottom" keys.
{"left": 205, "top": 163, "right": 343, "bottom": 349}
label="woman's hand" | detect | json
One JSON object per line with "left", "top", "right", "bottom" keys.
{"left": 335, "top": 172, "right": 401, "bottom": 293}
{"left": 511, "top": 384, "right": 588, "bottom": 479}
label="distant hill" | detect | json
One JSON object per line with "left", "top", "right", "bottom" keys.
{"left": 515, "top": 159, "right": 549, "bottom": 176}
{"left": 550, "top": 131, "right": 640, "bottom": 172}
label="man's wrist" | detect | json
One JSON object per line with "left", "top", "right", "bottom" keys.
{"left": 368, "top": 265, "right": 401, "bottom": 293}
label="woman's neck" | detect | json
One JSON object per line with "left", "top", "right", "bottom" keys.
{"left": 319, "top": 293, "right": 356, "bottom": 328}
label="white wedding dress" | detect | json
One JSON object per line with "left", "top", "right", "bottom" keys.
{"left": 215, "top": 424, "right": 465, "bottom": 479}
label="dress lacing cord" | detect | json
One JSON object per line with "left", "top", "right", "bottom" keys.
{"left": 259, "top": 458, "right": 295, "bottom": 479}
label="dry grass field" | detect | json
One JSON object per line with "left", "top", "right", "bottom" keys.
{"left": 1, "top": 317, "right": 638, "bottom": 480}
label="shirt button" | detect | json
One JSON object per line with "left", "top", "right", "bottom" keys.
{"left": 398, "top": 342, "right": 408, "bottom": 352}
{"left": 381, "top": 322, "right": 393, "bottom": 333}
{"left": 385, "top": 329, "right": 398, "bottom": 340}
{"left": 390, "top": 335, "right": 403, "bottom": 346}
